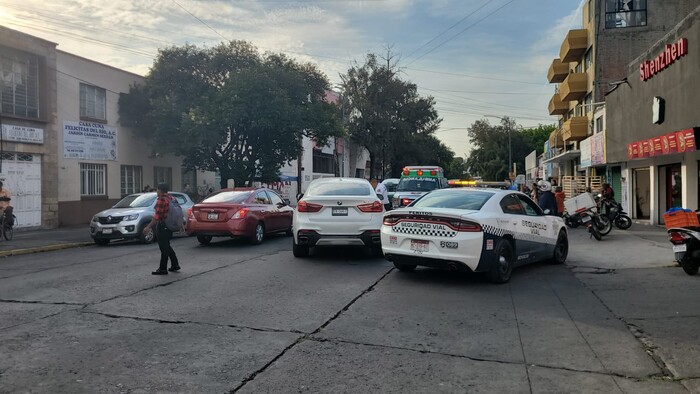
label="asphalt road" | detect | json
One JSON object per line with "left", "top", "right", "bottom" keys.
{"left": 0, "top": 228, "right": 698, "bottom": 393}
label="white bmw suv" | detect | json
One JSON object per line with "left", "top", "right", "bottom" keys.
{"left": 293, "top": 178, "right": 384, "bottom": 258}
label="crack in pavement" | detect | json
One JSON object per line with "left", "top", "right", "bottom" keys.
{"left": 0, "top": 299, "right": 85, "bottom": 306}
{"left": 509, "top": 282, "right": 533, "bottom": 394}
{"left": 229, "top": 266, "right": 395, "bottom": 393}
{"left": 0, "top": 307, "right": 83, "bottom": 332}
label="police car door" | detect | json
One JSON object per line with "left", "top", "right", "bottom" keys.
{"left": 515, "top": 194, "right": 549, "bottom": 259}
{"left": 499, "top": 194, "right": 535, "bottom": 261}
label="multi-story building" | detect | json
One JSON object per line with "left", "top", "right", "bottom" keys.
{"left": 544, "top": 0, "right": 697, "bottom": 200}
{"left": 606, "top": 6, "right": 700, "bottom": 225}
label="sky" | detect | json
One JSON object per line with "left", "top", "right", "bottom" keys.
{"left": 0, "top": 0, "right": 584, "bottom": 158}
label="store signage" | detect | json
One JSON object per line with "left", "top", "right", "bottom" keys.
{"left": 63, "top": 120, "right": 118, "bottom": 161}
{"left": 640, "top": 38, "right": 688, "bottom": 82}
{"left": 1, "top": 124, "right": 44, "bottom": 144}
{"left": 627, "top": 128, "right": 697, "bottom": 159}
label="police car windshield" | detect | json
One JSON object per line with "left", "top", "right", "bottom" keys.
{"left": 397, "top": 178, "right": 438, "bottom": 192}
{"left": 411, "top": 190, "right": 493, "bottom": 210}
{"left": 114, "top": 194, "right": 157, "bottom": 208}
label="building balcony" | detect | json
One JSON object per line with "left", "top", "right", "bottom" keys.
{"left": 559, "top": 72, "right": 587, "bottom": 102}
{"left": 549, "top": 129, "right": 565, "bottom": 148}
{"left": 547, "top": 59, "right": 569, "bottom": 83}
{"left": 562, "top": 116, "right": 589, "bottom": 142}
{"left": 548, "top": 93, "right": 567, "bottom": 115}
{"left": 560, "top": 29, "right": 588, "bottom": 63}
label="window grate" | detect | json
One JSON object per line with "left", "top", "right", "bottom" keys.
{"left": 0, "top": 46, "right": 40, "bottom": 118}
{"left": 80, "top": 163, "right": 107, "bottom": 196}
{"left": 120, "top": 165, "right": 143, "bottom": 196}
{"left": 80, "top": 83, "right": 106, "bottom": 120}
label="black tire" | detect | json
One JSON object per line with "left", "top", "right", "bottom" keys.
{"left": 138, "top": 226, "right": 155, "bottom": 244}
{"left": 250, "top": 222, "right": 265, "bottom": 245}
{"left": 596, "top": 215, "right": 612, "bottom": 236}
{"left": 486, "top": 239, "right": 514, "bottom": 283}
{"left": 371, "top": 245, "right": 384, "bottom": 258}
{"left": 197, "top": 235, "right": 212, "bottom": 245}
{"left": 94, "top": 238, "right": 110, "bottom": 246}
{"left": 589, "top": 225, "right": 602, "bottom": 241}
{"left": 3, "top": 218, "right": 13, "bottom": 241}
{"left": 285, "top": 227, "right": 293, "bottom": 236}
{"left": 680, "top": 255, "right": 699, "bottom": 275}
{"left": 565, "top": 216, "right": 579, "bottom": 228}
{"left": 615, "top": 215, "right": 632, "bottom": 230}
{"left": 550, "top": 230, "right": 568, "bottom": 264}
{"left": 393, "top": 261, "right": 417, "bottom": 272}
{"left": 292, "top": 240, "right": 309, "bottom": 258}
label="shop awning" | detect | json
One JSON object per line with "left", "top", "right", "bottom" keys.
{"left": 542, "top": 149, "right": 580, "bottom": 164}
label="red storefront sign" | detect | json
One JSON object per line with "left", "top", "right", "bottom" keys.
{"left": 627, "top": 128, "right": 697, "bottom": 160}
{"left": 640, "top": 38, "right": 688, "bottom": 82}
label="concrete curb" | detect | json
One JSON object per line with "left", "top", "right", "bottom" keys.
{"left": 0, "top": 242, "right": 94, "bottom": 258}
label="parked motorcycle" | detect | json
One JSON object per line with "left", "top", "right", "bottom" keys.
{"left": 563, "top": 208, "right": 603, "bottom": 241}
{"left": 667, "top": 227, "right": 700, "bottom": 275}
{"left": 598, "top": 195, "right": 632, "bottom": 230}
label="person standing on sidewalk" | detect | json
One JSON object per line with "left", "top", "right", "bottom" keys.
{"left": 144, "top": 183, "right": 180, "bottom": 275}
{"left": 0, "top": 181, "right": 13, "bottom": 227}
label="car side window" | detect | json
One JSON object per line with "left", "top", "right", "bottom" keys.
{"left": 517, "top": 195, "right": 544, "bottom": 216}
{"left": 255, "top": 191, "right": 271, "bottom": 205}
{"left": 267, "top": 191, "right": 284, "bottom": 206}
{"left": 500, "top": 195, "right": 525, "bottom": 215}
{"left": 172, "top": 193, "right": 187, "bottom": 205}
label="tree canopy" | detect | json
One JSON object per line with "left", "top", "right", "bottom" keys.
{"left": 340, "top": 52, "right": 445, "bottom": 179}
{"left": 119, "top": 41, "right": 344, "bottom": 187}
{"left": 465, "top": 118, "right": 555, "bottom": 181}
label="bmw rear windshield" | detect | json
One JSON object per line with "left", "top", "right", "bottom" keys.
{"left": 397, "top": 178, "right": 438, "bottom": 192}
{"left": 411, "top": 190, "right": 493, "bottom": 210}
{"left": 307, "top": 182, "right": 371, "bottom": 196}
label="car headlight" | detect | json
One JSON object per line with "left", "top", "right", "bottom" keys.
{"left": 92, "top": 216, "right": 98, "bottom": 223}
{"left": 124, "top": 214, "right": 139, "bottom": 221}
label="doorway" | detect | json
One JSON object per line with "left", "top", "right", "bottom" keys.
{"left": 633, "top": 168, "right": 650, "bottom": 219}
{"left": 659, "top": 164, "right": 682, "bottom": 212}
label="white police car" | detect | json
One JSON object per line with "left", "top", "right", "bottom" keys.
{"left": 381, "top": 188, "right": 568, "bottom": 283}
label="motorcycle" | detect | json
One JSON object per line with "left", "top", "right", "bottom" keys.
{"left": 667, "top": 226, "right": 700, "bottom": 275}
{"left": 563, "top": 208, "right": 604, "bottom": 241}
{"left": 598, "top": 195, "right": 632, "bottom": 230}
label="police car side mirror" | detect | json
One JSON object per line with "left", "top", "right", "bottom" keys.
{"left": 296, "top": 193, "right": 304, "bottom": 201}
{"left": 282, "top": 198, "right": 291, "bottom": 206}
{"left": 376, "top": 193, "right": 384, "bottom": 201}
{"left": 543, "top": 209, "right": 551, "bottom": 215}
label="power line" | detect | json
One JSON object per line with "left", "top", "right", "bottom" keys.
{"left": 405, "top": 0, "right": 518, "bottom": 67}
{"left": 403, "top": 0, "right": 494, "bottom": 62}
{"left": 425, "top": 88, "right": 549, "bottom": 95}
{"left": 170, "top": 0, "right": 230, "bottom": 41}
{"left": 405, "top": 67, "right": 541, "bottom": 85}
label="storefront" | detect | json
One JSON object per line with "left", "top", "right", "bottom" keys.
{"left": 605, "top": 7, "right": 700, "bottom": 225}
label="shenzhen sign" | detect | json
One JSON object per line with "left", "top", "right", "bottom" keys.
{"left": 640, "top": 38, "right": 688, "bottom": 82}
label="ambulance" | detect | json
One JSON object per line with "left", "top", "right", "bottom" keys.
{"left": 391, "top": 166, "right": 448, "bottom": 209}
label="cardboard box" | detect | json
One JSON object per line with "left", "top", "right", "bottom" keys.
{"left": 564, "top": 193, "right": 597, "bottom": 214}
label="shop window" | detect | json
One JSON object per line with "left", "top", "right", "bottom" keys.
{"left": 605, "top": 0, "right": 647, "bottom": 28}
{"left": 80, "top": 163, "right": 107, "bottom": 196}
{"left": 80, "top": 83, "right": 106, "bottom": 121}
{"left": 120, "top": 165, "right": 143, "bottom": 196}
{"left": 0, "top": 47, "right": 39, "bottom": 119}
{"left": 313, "top": 149, "right": 334, "bottom": 174}
{"left": 154, "top": 166, "right": 172, "bottom": 188}
{"left": 595, "top": 117, "right": 604, "bottom": 134}
{"left": 584, "top": 48, "right": 593, "bottom": 71}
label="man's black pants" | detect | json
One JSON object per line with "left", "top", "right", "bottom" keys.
{"left": 156, "top": 223, "right": 178, "bottom": 271}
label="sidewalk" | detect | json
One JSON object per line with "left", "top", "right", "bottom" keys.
{"left": 0, "top": 226, "right": 94, "bottom": 257}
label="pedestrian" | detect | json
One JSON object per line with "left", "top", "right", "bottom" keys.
{"left": 537, "top": 180, "right": 558, "bottom": 215}
{"left": 504, "top": 178, "right": 517, "bottom": 190}
{"left": 0, "top": 181, "right": 13, "bottom": 227}
{"left": 554, "top": 186, "right": 566, "bottom": 217}
{"left": 370, "top": 178, "right": 390, "bottom": 211}
{"left": 142, "top": 185, "right": 151, "bottom": 193}
{"left": 143, "top": 183, "right": 180, "bottom": 275}
{"left": 183, "top": 183, "right": 192, "bottom": 194}
{"left": 530, "top": 182, "right": 539, "bottom": 203}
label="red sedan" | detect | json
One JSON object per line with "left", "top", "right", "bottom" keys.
{"left": 187, "top": 188, "right": 293, "bottom": 245}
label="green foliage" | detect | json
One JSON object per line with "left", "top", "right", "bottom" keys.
{"left": 119, "top": 41, "right": 344, "bottom": 187}
{"left": 465, "top": 117, "right": 555, "bottom": 181}
{"left": 340, "top": 52, "right": 442, "bottom": 178}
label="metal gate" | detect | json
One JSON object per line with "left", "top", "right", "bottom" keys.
{"left": 0, "top": 153, "right": 42, "bottom": 228}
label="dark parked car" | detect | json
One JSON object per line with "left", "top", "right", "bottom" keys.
{"left": 186, "top": 187, "right": 293, "bottom": 245}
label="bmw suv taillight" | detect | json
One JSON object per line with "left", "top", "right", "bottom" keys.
{"left": 358, "top": 201, "right": 383, "bottom": 213}
{"left": 297, "top": 201, "right": 323, "bottom": 213}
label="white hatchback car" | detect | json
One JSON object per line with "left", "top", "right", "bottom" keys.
{"left": 293, "top": 178, "right": 385, "bottom": 258}
{"left": 381, "top": 188, "right": 568, "bottom": 283}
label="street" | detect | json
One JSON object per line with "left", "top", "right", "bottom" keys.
{"left": 0, "top": 228, "right": 699, "bottom": 393}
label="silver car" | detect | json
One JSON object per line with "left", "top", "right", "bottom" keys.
{"left": 90, "top": 192, "right": 194, "bottom": 245}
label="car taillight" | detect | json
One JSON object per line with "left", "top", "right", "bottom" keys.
{"left": 358, "top": 201, "right": 383, "bottom": 213}
{"left": 383, "top": 216, "right": 400, "bottom": 226}
{"left": 188, "top": 208, "right": 195, "bottom": 220}
{"left": 401, "top": 198, "right": 412, "bottom": 206}
{"left": 453, "top": 220, "right": 482, "bottom": 232}
{"left": 231, "top": 208, "right": 249, "bottom": 219}
{"left": 297, "top": 201, "right": 323, "bottom": 213}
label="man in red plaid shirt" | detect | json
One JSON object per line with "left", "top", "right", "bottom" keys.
{"left": 144, "top": 183, "right": 180, "bottom": 275}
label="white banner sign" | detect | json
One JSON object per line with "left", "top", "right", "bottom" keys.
{"left": 63, "top": 121, "right": 117, "bottom": 161}
{"left": 1, "top": 124, "right": 44, "bottom": 144}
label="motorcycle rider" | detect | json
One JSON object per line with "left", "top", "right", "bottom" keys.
{"left": 601, "top": 183, "right": 615, "bottom": 215}
{"left": 537, "top": 180, "right": 558, "bottom": 216}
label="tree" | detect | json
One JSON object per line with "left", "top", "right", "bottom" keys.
{"left": 465, "top": 117, "right": 555, "bottom": 180}
{"left": 446, "top": 156, "right": 470, "bottom": 179}
{"left": 388, "top": 133, "right": 454, "bottom": 178}
{"left": 340, "top": 51, "right": 441, "bottom": 179}
{"left": 119, "top": 41, "right": 344, "bottom": 188}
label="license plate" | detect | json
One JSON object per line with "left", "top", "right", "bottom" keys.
{"left": 410, "top": 239, "right": 429, "bottom": 252}
{"left": 673, "top": 244, "right": 687, "bottom": 252}
{"left": 332, "top": 207, "right": 348, "bottom": 216}
{"left": 581, "top": 216, "right": 591, "bottom": 223}
{"left": 208, "top": 213, "right": 218, "bottom": 220}
{"left": 102, "top": 228, "right": 113, "bottom": 234}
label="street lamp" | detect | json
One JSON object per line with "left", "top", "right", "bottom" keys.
{"left": 484, "top": 115, "right": 512, "bottom": 178}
